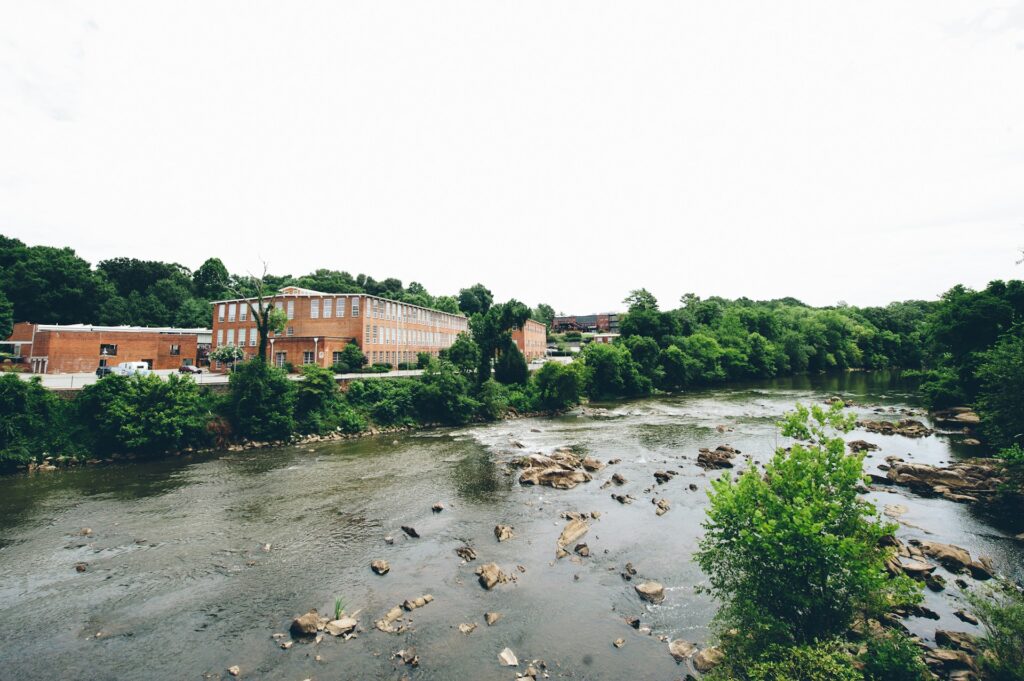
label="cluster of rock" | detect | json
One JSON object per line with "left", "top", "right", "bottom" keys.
{"left": 374, "top": 594, "right": 434, "bottom": 633}
{"left": 847, "top": 439, "right": 880, "bottom": 453}
{"left": 513, "top": 449, "right": 595, "bottom": 490}
{"left": 884, "top": 457, "right": 1003, "bottom": 504}
{"left": 290, "top": 608, "right": 358, "bottom": 640}
{"left": 857, "top": 418, "right": 934, "bottom": 438}
{"left": 884, "top": 536, "right": 994, "bottom": 585}
{"left": 697, "top": 444, "right": 738, "bottom": 469}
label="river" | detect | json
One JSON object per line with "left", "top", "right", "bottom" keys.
{"left": 1, "top": 373, "right": 1021, "bottom": 680}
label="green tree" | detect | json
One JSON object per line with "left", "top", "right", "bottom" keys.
{"left": 0, "top": 289, "right": 12, "bottom": 340}
{"left": 442, "top": 332, "right": 481, "bottom": 378}
{"left": 294, "top": 364, "right": 364, "bottom": 434}
{"left": 458, "top": 283, "right": 494, "bottom": 316}
{"left": 623, "top": 288, "right": 659, "bottom": 311}
{"left": 416, "top": 360, "right": 480, "bottom": 425}
{"left": 975, "top": 329, "right": 1024, "bottom": 447}
{"left": 226, "top": 359, "right": 296, "bottom": 441}
{"left": 532, "top": 361, "right": 582, "bottom": 411}
{"left": 532, "top": 303, "right": 555, "bottom": 329}
{"left": 695, "top": 403, "right": 920, "bottom": 659}
{"left": 578, "top": 342, "right": 651, "bottom": 400}
{"left": 192, "top": 257, "right": 231, "bottom": 299}
{"left": 494, "top": 342, "right": 528, "bottom": 385}
{"left": 0, "top": 237, "right": 106, "bottom": 324}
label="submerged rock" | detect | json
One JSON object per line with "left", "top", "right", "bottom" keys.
{"left": 455, "top": 545, "right": 477, "bottom": 561}
{"left": 485, "top": 611, "right": 502, "bottom": 626}
{"left": 458, "top": 622, "right": 477, "bottom": 635}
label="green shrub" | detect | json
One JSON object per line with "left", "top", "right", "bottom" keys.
{"left": 861, "top": 631, "right": 929, "bottom": 681}
{"left": 532, "top": 361, "right": 582, "bottom": 411}
{"left": 968, "top": 580, "right": 1024, "bottom": 681}
{"left": 416, "top": 360, "right": 480, "bottom": 425}
{"left": 916, "top": 368, "right": 968, "bottom": 409}
{"left": 0, "top": 373, "right": 77, "bottom": 470}
{"left": 578, "top": 342, "right": 651, "bottom": 400}
{"left": 695, "top": 403, "right": 921, "bottom": 657}
{"left": 416, "top": 351, "right": 432, "bottom": 369}
{"left": 331, "top": 344, "right": 367, "bottom": 374}
{"left": 226, "top": 359, "right": 296, "bottom": 441}
{"left": 294, "top": 365, "right": 349, "bottom": 434}
{"left": 347, "top": 377, "right": 419, "bottom": 426}
{"left": 476, "top": 378, "right": 510, "bottom": 420}
{"left": 716, "top": 639, "right": 860, "bottom": 679}
{"left": 77, "top": 373, "right": 211, "bottom": 455}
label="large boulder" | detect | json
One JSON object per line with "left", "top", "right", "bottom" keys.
{"left": 557, "top": 518, "right": 589, "bottom": 549}
{"left": 290, "top": 609, "right": 325, "bottom": 637}
{"left": 635, "top": 581, "right": 665, "bottom": 604}
{"left": 477, "top": 563, "right": 508, "bottom": 590}
{"left": 668, "top": 639, "right": 696, "bottom": 662}
{"left": 519, "top": 467, "right": 592, "bottom": 489}
{"left": 913, "top": 540, "right": 973, "bottom": 573}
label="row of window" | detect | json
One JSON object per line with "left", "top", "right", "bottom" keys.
{"left": 370, "top": 350, "right": 435, "bottom": 365}
{"left": 98, "top": 343, "right": 180, "bottom": 356}
{"left": 364, "top": 325, "right": 456, "bottom": 347}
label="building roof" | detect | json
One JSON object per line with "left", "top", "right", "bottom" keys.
{"left": 28, "top": 323, "right": 211, "bottom": 335}
{"left": 210, "top": 288, "right": 467, "bottom": 318}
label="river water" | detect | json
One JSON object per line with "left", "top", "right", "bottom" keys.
{"left": 1, "top": 373, "right": 1021, "bottom": 681}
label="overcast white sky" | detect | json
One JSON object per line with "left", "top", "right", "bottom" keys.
{"left": 1, "top": 1, "right": 1022, "bottom": 313}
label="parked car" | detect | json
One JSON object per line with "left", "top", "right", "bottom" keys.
{"left": 95, "top": 365, "right": 114, "bottom": 377}
{"left": 114, "top": 361, "right": 151, "bottom": 376}
{"left": 178, "top": 364, "right": 202, "bottom": 374}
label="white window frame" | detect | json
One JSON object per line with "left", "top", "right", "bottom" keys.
{"left": 323, "top": 299, "right": 332, "bottom": 319}
{"left": 228, "top": 303, "right": 236, "bottom": 322}
{"left": 287, "top": 300, "right": 295, "bottom": 320}
{"left": 311, "top": 299, "right": 319, "bottom": 319}
{"left": 218, "top": 304, "right": 226, "bottom": 322}
{"left": 239, "top": 304, "right": 248, "bottom": 322}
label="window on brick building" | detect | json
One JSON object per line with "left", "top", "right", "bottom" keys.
{"left": 364, "top": 325, "right": 370, "bottom": 343}
{"left": 287, "top": 300, "right": 294, "bottom": 319}
{"left": 218, "top": 304, "right": 225, "bottom": 322}
{"left": 227, "top": 329, "right": 235, "bottom": 345}
{"left": 303, "top": 351, "right": 314, "bottom": 365}
{"left": 228, "top": 303, "right": 236, "bottom": 322}
{"left": 170, "top": 344, "right": 180, "bottom": 356}
{"left": 323, "top": 299, "right": 332, "bottom": 318}
{"left": 275, "top": 352, "right": 286, "bottom": 368}
{"left": 216, "top": 329, "right": 223, "bottom": 345}
{"left": 337, "top": 297, "right": 345, "bottom": 317}
{"left": 311, "top": 299, "right": 319, "bottom": 319}
{"left": 249, "top": 329, "right": 257, "bottom": 346}
{"left": 332, "top": 351, "right": 343, "bottom": 365}
{"left": 287, "top": 327, "right": 294, "bottom": 336}
{"left": 100, "top": 344, "right": 117, "bottom": 356}
{"left": 239, "top": 304, "right": 247, "bottom": 321}
{"left": 352, "top": 297, "right": 360, "bottom": 317}
{"left": 238, "top": 329, "right": 246, "bottom": 346}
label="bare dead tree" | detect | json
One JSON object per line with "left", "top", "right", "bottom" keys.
{"left": 226, "top": 261, "right": 285, "bottom": 362}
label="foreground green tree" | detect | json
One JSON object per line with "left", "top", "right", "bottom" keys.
{"left": 696, "top": 403, "right": 920, "bottom": 668}
{"left": 226, "top": 360, "right": 296, "bottom": 441}
{"left": 0, "top": 374, "right": 74, "bottom": 471}
{"left": 532, "top": 361, "right": 582, "bottom": 411}
{"left": 294, "top": 364, "right": 365, "bottom": 434}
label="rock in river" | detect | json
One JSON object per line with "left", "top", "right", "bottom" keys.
{"left": 694, "top": 646, "right": 724, "bottom": 672}
{"left": 498, "top": 647, "right": 519, "bottom": 666}
{"left": 697, "top": 445, "right": 738, "bottom": 469}
{"left": 477, "top": 562, "right": 509, "bottom": 590}
{"left": 290, "top": 609, "right": 326, "bottom": 637}
{"left": 668, "top": 639, "right": 696, "bottom": 662}
{"left": 494, "top": 524, "right": 515, "bottom": 542}
{"left": 371, "top": 559, "right": 390, "bottom": 575}
{"left": 635, "top": 581, "right": 665, "bottom": 604}
{"left": 485, "top": 611, "right": 502, "bottom": 626}
{"left": 401, "top": 525, "right": 420, "bottom": 538}
{"left": 556, "top": 518, "right": 589, "bottom": 549}
{"left": 325, "top": 616, "right": 357, "bottom": 636}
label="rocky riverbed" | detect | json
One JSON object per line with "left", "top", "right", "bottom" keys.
{"left": 0, "top": 372, "right": 1021, "bottom": 680}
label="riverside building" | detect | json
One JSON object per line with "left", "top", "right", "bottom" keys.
{"left": 512, "top": 318, "right": 547, "bottom": 361}
{"left": 3, "top": 323, "right": 211, "bottom": 374}
{"left": 209, "top": 287, "right": 469, "bottom": 370}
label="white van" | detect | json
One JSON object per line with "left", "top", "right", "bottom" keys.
{"left": 115, "top": 361, "right": 151, "bottom": 376}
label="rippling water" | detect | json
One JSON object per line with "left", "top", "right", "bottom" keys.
{"left": 0, "top": 372, "right": 1021, "bottom": 680}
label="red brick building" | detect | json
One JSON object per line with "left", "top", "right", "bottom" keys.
{"left": 4, "top": 323, "right": 211, "bottom": 374}
{"left": 552, "top": 312, "right": 620, "bottom": 333}
{"left": 512, "top": 318, "right": 547, "bottom": 361}
{"left": 209, "top": 287, "right": 469, "bottom": 370}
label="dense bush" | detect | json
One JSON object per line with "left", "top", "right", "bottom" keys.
{"left": 861, "top": 631, "right": 929, "bottom": 681}
{"left": 708, "top": 639, "right": 860, "bottom": 681}
{"left": 226, "top": 360, "right": 296, "bottom": 441}
{"left": 295, "top": 365, "right": 365, "bottom": 434}
{"left": 330, "top": 344, "right": 367, "bottom": 374}
{"left": 77, "top": 374, "right": 212, "bottom": 455}
{"left": 969, "top": 581, "right": 1024, "bottom": 681}
{"left": 0, "top": 374, "right": 76, "bottom": 471}
{"left": 695, "top": 403, "right": 920, "bottom": 659}
{"left": 416, "top": 360, "right": 480, "bottom": 425}
{"left": 578, "top": 342, "right": 650, "bottom": 400}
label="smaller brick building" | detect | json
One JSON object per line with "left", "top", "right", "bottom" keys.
{"left": 512, "top": 319, "right": 548, "bottom": 361}
{"left": 4, "top": 323, "right": 212, "bottom": 374}
{"left": 552, "top": 313, "right": 620, "bottom": 333}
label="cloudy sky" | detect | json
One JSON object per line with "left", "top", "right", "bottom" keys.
{"left": 1, "top": 1, "right": 1022, "bottom": 313}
